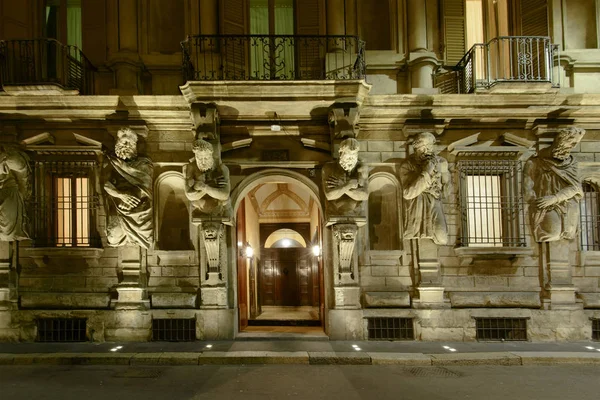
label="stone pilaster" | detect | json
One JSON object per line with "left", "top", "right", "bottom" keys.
{"left": 332, "top": 223, "right": 360, "bottom": 309}
{"left": 111, "top": 245, "right": 149, "bottom": 310}
{"left": 542, "top": 241, "right": 580, "bottom": 310}
{"left": 0, "top": 242, "right": 18, "bottom": 310}
{"left": 406, "top": 0, "right": 439, "bottom": 92}
{"left": 196, "top": 218, "right": 228, "bottom": 309}
{"left": 412, "top": 239, "right": 448, "bottom": 308}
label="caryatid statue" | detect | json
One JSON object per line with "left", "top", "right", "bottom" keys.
{"left": 103, "top": 128, "right": 154, "bottom": 249}
{"left": 322, "top": 137, "right": 368, "bottom": 218}
{"left": 399, "top": 132, "right": 451, "bottom": 245}
{"left": 0, "top": 146, "right": 31, "bottom": 241}
{"left": 183, "top": 138, "right": 231, "bottom": 219}
{"left": 524, "top": 127, "right": 585, "bottom": 242}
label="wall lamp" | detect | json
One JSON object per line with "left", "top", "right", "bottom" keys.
{"left": 239, "top": 242, "right": 254, "bottom": 259}
{"left": 312, "top": 245, "right": 321, "bottom": 257}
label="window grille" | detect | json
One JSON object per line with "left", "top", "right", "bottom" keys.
{"left": 457, "top": 160, "right": 526, "bottom": 247}
{"left": 152, "top": 318, "right": 196, "bottom": 342}
{"left": 36, "top": 318, "right": 87, "bottom": 342}
{"left": 475, "top": 317, "right": 527, "bottom": 341}
{"left": 580, "top": 182, "right": 600, "bottom": 251}
{"left": 367, "top": 317, "right": 414, "bottom": 341}
{"left": 31, "top": 160, "right": 100, "bottom": 247}
{"left": 593, "top": 319, "right": 600, "bottom": 341}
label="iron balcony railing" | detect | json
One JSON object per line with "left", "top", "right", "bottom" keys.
{"left": 0, "top": 38, "right": 95, "bottom": 94}
{"left": 181, "top": 34, "right": 365, "bottom": 81}
{"left": 434, "top": 36, "right": 559, "bottom": 94}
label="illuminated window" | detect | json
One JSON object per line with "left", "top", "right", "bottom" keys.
{"left": 580, "top": 182, "right": 600, "bottom": 251}
{"left": 458, "top": 159, "right": 526, "bottom": 247}
{"left": 54, "top": 176, "right": 90, "bottom": 246}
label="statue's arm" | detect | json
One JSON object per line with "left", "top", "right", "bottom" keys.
{"left": 202, "top": 165, "right": 231, "bottom": 201}
{"left": 345, "top": 165, "right": 368, "bottom": 201}
{"left": 401, "top": 161, "right": 431, "bottom": 200}
{"left": 440, "top": 159, "right": 453, "bottom": 200}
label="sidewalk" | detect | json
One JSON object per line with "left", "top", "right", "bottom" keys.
{"left": 1, "top": 340, "right": 600, "bottom": 366}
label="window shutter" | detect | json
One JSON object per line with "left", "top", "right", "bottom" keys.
{"left": 295, "top": 0, "right": 324, "bottom": 79}
{"left": 219, "top": 0, "right": 248, "bottom": 79}
{"left": 82, "top": 0, "right": 107, "bottom": 66}
{"left": 519, "top": 0, "right": 548, "bottom": 37}
{"left": 443, "top": 0, "right": 466, "bottom": 65}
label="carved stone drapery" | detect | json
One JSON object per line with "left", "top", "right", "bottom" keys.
{"left": 0, "top": 145, "right": 31, "bottom": 242}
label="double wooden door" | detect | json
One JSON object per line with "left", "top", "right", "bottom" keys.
{"left": 260, "top": 247, "right": 315, "bottom": 307}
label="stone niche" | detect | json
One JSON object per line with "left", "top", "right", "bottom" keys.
{"left": 155, "top": 173, "right": 193, "bottom": 251}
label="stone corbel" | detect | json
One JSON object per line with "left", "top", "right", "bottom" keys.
{"left": 333, "top": 223, "right": 358, "bottom": 285}
{"left": 328, "top": 104, "right": 359, "bottom": 141}
{"left": 201, "top": 221, "right": 224, "bottom": 281}
{"left": 191, "top": 103, "right": 220, "bottom": 141}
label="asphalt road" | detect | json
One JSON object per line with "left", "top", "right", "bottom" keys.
{"left": 1, "top": 364, "right": 599, "bottom": 400}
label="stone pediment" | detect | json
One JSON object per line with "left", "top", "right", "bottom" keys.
{"left": 21, "top": 132, "right": 103, "bottom": 155}
{"left": 449, "top": 132, "right": 535, "bottom": 159}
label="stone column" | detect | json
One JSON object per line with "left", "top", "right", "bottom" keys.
{"left": 0, "top": 242, "right": 17, "bottom": 310}
{"left": 542, "top": 241, "right": 579, "bottom": 310}
{"left": 111, "top": 245, "right": 149, "bottom": 310}
{"left": 411, "top": 239, "right": 448, "bottom": 308}
{"left": 406, "top": 0, "right": 439, "bottom": 93}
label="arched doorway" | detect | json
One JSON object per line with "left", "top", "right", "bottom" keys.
{"left": 232, "top": 171, "right": 324, "bottom": 332}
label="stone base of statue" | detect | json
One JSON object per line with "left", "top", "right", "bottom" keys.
{"left": 334, "top": 284, "right": 361, "bottom": 309}
{"left": 112, "top": 286, "right": 150, "bottom": 310}
{"left": 0, "top": 242, "right": 18, "bottom": 311}
{"left": 412, "top": 239, "right": 449, "bottom": 309}
{"left": 111, "top": 246, "right": 149, "bottom": 310}
{"left": 542, "top": 241, "right": 581, "bottom": 310}
{"left": 200, "top": 272, "right": 228, "bottom": 309}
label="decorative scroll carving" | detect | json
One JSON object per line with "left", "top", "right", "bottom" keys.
{"left": 399, "top": 132, "right": 451, "bottom": 245}
{"left": 0, "top": 145, "right": 31, "bottom": 241}
{"left": 524, "top": 127, "right": 585, "bottom": 242}
{"left": 183, "top": 138, "right": 231, "bottom": 219}
{"left": 328, "top": 104, "right": 359, "bottom": 139}
{"left": 191, "top": 103, "right": 219, "bottom": 141}
{"left": 333, "top": 223, "right": 357, "bottom": 278}
{"left": 202, "top": 221, "right": 223, "bottom": 274}
{"left": 103, "top": 128, "right": 154, "bottom": 249}
{"left": 322, "top": 138, "right": 368, "bottom": 220}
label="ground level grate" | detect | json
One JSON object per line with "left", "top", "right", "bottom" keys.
{"left": 475, "top": 317, "right": 527, "bottom": 341}
{"left": 367, "top": 317, "right": 414, "bottom": 341}
{"left": 36, "top": 318, "right": 87, "bottom": 342}
{"left": 152, "top": 318, "right": 196, "bottom": 341}
{"left": 593, "top": 319, "right": 600, "bottom": 341}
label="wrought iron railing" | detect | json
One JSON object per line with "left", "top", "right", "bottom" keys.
{"left": 434, "top": 36, "right": 559, "bottom": 94}
{"left": 181, "top": 34, "right": 365, "bottom": 81}
{"left": 0, "top": 38, "right": 96, "bottom": 94}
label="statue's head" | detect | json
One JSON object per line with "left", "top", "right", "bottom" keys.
{"left": 338, "top": 138, "right": 360, "bottom": 172}
{"left": 192, "top": 138, "right": 215, "bottom": 172}
{"left": 413, "top": 132, "right": 436, "bottom": 159}
{"left": 115, "top": 128, "right": 138, "bottom": 161}
{"left": 552, "top": 127, "right": 586, "bottom": 161}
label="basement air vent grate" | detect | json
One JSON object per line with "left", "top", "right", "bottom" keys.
{"left": 593, "top": 319, "right": 600, "bottom": 341}
{"left": 152, "top": 318, "right": 196, "bottom": 342}
{"left": 475, "top": 317, "right": 527, "bottom": 341}
{"left": 36, "top": 318, "right": 87, "bottom": 342}
{"left": 367, "top": 317, "right": 414, "bottom": 341}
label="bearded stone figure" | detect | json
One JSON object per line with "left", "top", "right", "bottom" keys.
{"left": 0, "top": 146, "right": 31, "bottom": 241}
{"left": 524, "top": 127, "right": 585, "bottom": 242}
{"left": 322, "top": 138, "right": 368, "bottom": 218}
{"left": 183, "top": 138, "right": 231, "bottom": 218}
{"left": 399, "top": 132, "right": 451, "bottom": 245}
{"left": 103, "top": 128, "right": 154, "bottom": 249}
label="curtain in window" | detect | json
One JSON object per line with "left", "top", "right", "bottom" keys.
{"left": 67, "top": 1, "right": 82, "bottom": 48}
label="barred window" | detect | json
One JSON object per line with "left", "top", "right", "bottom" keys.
{"left": 32, "top": 160, "right": 100, "bottom": 247}
{"left": 457, "top": 159, "right": 526, "bottom": 247}
{"left": 580, "top": 182, "right": 600, "bottom": 251}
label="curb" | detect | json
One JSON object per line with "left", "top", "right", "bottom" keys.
{"left": 0, "top": 352, "right": 599, "bottom": 366}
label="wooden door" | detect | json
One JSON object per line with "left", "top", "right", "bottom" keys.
{"left": 259, "top": 247, "right": 314, "bottom": 306}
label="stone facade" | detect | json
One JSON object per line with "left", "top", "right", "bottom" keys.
{"left": 1, "top": 0, "right": 600, "bottom": 342}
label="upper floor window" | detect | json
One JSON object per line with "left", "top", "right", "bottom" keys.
{"left": 580, "top": 182, "right": 600, "bottom": 251}
{"left": 45, "top": 0, "right": 82, "bottom": 48}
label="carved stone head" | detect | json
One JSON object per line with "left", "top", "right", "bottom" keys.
{"left": 192, "top": 139, "right": 215, "bottom": 172}
{"left": 412, "top": 132, "right": 436, "bottom": 160}
{"left": 552, "top": 127, "right": 586, "bottom": 161}
{"left": 115, "top": 128, "right": 138, "bottom": 161}
{"left": 338, "top": 138, "right": 360, "bottom": 172}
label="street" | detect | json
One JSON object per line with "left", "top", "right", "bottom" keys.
{"left": 0, "top": 364, "right": 599, "bottom": 400}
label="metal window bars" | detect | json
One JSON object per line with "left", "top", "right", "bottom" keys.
{"left": 181, "top": 34, "right": 366, "bottom": 81}
{"left": 593, "top": 319, "right": 600, "bottom": 341}
{"left": 152, "top": 318, "right": 196, "bottom": 342}
{"left": 30, "top": 160, "right": 100, "bottom": 248}
{"left": 580, "top": 182, "right": 600, "bottom": 251}
{"left": 367, "top": 317, "right": 414, "bottom": 341}
{"left": 457, "top": 159, "right": 526, "bottom": 247}
{"left": 36, "top": 318, "right": 87, "bottom": 342}
{"left": 434, "top": 36, "right": 560, "bottom": 94}
{"left": 475, "top": 318, "right": 528, "bottom": 341}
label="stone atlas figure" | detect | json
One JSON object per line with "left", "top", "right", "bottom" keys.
{"left": 0, "top": 146, "right": 31, "bottom": 241}
{"left": 183, "top": 138, "right": 231, "bottom": 218}
{"left": 399, "top": 132, "right": 451, "bottom": 245}
{"left": 103, "top": 128, "right": 154, "bottom": 249}
{"left": 322, "top": 137, "right": 368, "bottom": 218}
{"left": 524, "top": 126, "right": 585, "bottom": 242}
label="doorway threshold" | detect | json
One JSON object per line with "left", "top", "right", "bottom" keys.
{"left": 237, "top": 326, "right": 329, "bottom": 341}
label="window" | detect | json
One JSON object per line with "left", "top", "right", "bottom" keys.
{"left": 32, "top": 160, "right": 99, "bottom": 247}
{"left": 45, "top": 0, "right": 82, "bottom": 48}
{"left": 580, "top": 182, "right": 600, "bottom": 251}
{"left": 457, "top": 159, "right": 526, "bottom": 247}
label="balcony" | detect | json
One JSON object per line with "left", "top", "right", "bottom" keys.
{"left": 181, "top": 34, "right": 365, "bottom": 81}
{"left": 434, "top": 36, "right": 560, "bottom": 94}
{"left": 0, "top": 38, "right": 95, "bottom": 95}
